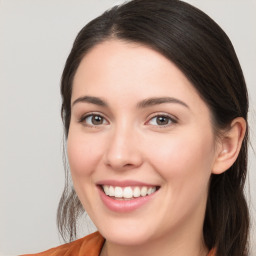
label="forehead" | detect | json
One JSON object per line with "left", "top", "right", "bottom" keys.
{"left": 72, "top": 39, "right": 207, "bottom": 113}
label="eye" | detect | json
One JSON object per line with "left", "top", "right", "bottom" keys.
{"left": 147, "top": 114, "right": 177, "bottom": 127}
{"left": 79, "top": 114, "right": 108, "bottom": 126}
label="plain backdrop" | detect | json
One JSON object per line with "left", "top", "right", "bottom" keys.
{"left": 0, "top": 0, "right": 255, "bottom": 255}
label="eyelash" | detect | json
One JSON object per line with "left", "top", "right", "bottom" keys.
{"left": 146, "top": 114, "right": 177, "bottom": 127}
{"left": 78, "top": 113, "right": 177, "bottom": 128}
{"left": 78, "top": 113, "right": 109, "bottom": 127}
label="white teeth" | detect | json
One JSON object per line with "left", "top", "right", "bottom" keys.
{"left": 109, "top": 186, "right": 115, "bottom": 196}
{"left": 147, "top": 187, "right": 153, "bottom": 195}
{"left": 115, "top": 187, "right": 123, "bottom": 198}
{"left": 141, "top": 186, "right": 147, "bottom": 196}
{"left": 133, "top": 187, "right": 141, "bottom": 197}
{"left": 102, "top": 185, "right": 158, "bottom": 199}
{"left": 103, "top": 185, "right": 109, "bottom": 195}
{"left": 123, "top": 187, "right": 133, "bottom": 198}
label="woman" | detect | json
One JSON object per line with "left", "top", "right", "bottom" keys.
{"left": 22, "top": 0, "right": 250, "bottom": 255}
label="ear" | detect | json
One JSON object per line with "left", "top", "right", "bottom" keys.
{"left": 212, "top": 117, "right": 246, "bottom": 174}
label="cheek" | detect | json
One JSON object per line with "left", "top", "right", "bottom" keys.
{"left": 147, "top": 128, "right": 215, "bottom": 185}
{"left": 67, "top": 131, "right": 104, "bottom": 178}
{"left": 148, "top": 129, "right": 215, "bottom": 221}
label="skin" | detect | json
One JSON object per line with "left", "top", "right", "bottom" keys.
{"left": 67, "top": 40, "right": 246, "bottom": 256}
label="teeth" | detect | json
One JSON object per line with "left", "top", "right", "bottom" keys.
{"left": 103, "top": 185, "right": 110, "bottom": 195}
{"left": 102, "top": 185, "right": 157, "bottom": 199}
{"left": 109, "top": 186, "right": 115, "bottom": 196}
{"left": 141, "top": 186, "right": 147, "bottom": 196}
{"left": 133, "top": 187, "right": 140, "bottom": 197}
{"left": 115, "top": 187, "right": 123, "bottom": 198}
{"left": 123, "top": 187, "right": 133, "bottom": 198}
{"left": 150, "top": 187, "right": 156, "bottom": 194}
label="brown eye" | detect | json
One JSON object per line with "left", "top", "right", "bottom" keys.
{"left": 81, "top": 114, "right": 108, "bottom": 126}
{"left": 91, "top": 115, "right": 104, "bottom": 125}
{"left": 156, "top": 116, "right": 169, "bottom": 125}
{"left": 147, "top": 115, "right": 176, "bottom": 127}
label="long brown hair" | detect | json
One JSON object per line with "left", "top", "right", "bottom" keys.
{"left": 58, "top": 1, "right": 250, "bottom": 255}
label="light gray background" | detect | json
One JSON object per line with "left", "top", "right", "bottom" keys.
{"left": 0, "top": 0, "right": 255, "bottom": 255}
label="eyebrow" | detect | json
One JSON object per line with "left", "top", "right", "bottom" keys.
{"left": 72, "top": 95, "right": 189, "bottom": 109}
{"left": 72, "top": 96, "right": 107, "bottom": 107}
{"left": 137, "top": 97, "right": 189, "bottom": 109}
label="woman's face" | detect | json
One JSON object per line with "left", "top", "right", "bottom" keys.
{"left": 68, "top": 40, "right": 218, "bottom": 246}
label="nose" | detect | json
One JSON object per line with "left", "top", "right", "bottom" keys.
{"left": 103, "top": 125, "right": 143, "bottom": 171}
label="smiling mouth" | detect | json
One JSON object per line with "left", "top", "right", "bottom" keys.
{"left": 100, "top": 185, "right": 160, "bottom": 200}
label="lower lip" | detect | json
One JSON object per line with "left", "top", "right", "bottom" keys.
{"left": 97, "top": 186, "right": 158, "bottom": 213}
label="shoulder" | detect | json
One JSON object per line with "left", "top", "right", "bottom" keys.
{"left": 20, "top": 231, "right": 105, "bottom": 256}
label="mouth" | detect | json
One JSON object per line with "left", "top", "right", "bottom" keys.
{"left": 99, "top": 185, "right": 160, "bottom": 200}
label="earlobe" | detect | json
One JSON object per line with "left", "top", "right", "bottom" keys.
{"left": 212, "top": 117, "right": 246, "bottom": 175}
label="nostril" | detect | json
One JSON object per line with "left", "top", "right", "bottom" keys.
{"left": 103, "top": 135, "right": 143, "bottom": 170}
{"left": 124, "top": 163, "right": 133, "bottom": 167}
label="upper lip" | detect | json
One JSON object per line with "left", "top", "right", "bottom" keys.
{"left": 96, "top": 179, "right": 159, "bottom": 187}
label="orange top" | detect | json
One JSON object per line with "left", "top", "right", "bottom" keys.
{"left": 21, "top": 231, "right": 216, "bottom": 256}
{"left": 20, "top": 232, "right": 105, "bottom": 256}
{"left": 208, "top": 248, "right": 216, "bottom": 256}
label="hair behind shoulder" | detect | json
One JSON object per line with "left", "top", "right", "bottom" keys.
{"left": 58, "top": 1, "right": 250, "bottom": 255}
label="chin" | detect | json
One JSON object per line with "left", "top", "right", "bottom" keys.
{"left": 102, "top": 229, "right": 153, "bottom": 246}
{"left": 96, "top": 217, "right": 162, "bottom": 247}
